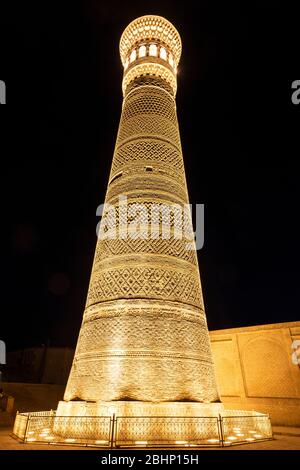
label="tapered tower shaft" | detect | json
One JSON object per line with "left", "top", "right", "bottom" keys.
{"left": 64, "top": 15, "right": 220, "bottom": 403}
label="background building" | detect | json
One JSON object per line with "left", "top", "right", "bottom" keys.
{"left": 3, "top": 347, "right": 73, "bottom": 385}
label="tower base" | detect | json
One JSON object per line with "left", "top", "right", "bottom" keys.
{"left": 57, "top": 399, "right": 224, "bottom": 418}
{"left": 54, "top": 401, "right": 272, "bottom": 447}
{"left": 12, "top": 400, "right": 273, "bottom": 447}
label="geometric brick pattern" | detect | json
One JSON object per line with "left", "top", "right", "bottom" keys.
{"left": 86, "top": 265, "right": 203, "bottom": 308}
{"left": 111, "top": 139, "right": 184, "bottom": 177}
{"left": 94, "top": 237, "right": 198, "bottom": 265}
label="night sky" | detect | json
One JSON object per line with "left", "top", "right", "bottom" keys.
{"left": 0, "top": 1, "right": 299, "bottom": 351}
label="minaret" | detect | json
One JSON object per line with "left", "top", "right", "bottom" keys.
{"left": 63, "top": 14, "right": 220, "bottom": 409}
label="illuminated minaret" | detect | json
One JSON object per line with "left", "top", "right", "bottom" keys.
{"left": 63, "top": 15, "right": 220, "bottom": 407}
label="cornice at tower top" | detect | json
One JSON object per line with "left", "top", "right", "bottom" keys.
{"left": 119, "top": 15, "right": 182, "bottom": 66}
{"left": 120, "top": 15, "right": 181, "bottom": 97}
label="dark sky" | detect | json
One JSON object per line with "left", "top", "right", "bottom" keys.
{"left": 0, "top": 1, "right": 299, "bottom": 351}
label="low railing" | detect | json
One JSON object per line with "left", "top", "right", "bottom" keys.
{"left": 115, "top": 416, "right": 221, "bottom": 447}
{"left": 221, "top": 414, "right": 273, "bottom": 445}
{"left": 13, "top": 411, "right": 112, "bottom": 447}
{"left": 12, "top": 411, "right": 273, "bottom": 448}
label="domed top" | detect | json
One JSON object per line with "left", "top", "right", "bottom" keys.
{"left": 120, "top": 15, "right": 182, "bottom": 67}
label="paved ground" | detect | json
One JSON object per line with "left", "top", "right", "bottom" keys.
{"left": 0, "top": 428, "right": 94, "bottom": 450}
{"left": 272, "top": 426, "right": 300, "bottom": 436}
{"left": 0, "top": 427, "right": 300, "bottom": 450}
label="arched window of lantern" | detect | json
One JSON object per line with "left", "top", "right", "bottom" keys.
{"left": 160, "top": 47, "right": 167, "bottom": 61}
{"left": 168, "top": 53, "right": 174, "bottom": 68}
{"left": 124, "top": 58, "right": 129, "bottom": 70}
{"left": 149, "top": 44, "right": 157, "bottom": 57}
{"left": 139, "top": 45, "right": 146, "bottom": 58}
{"left": 130, "top": 49, "right": 137, "bottom": 63}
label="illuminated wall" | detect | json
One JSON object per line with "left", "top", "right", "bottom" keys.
{"left": 211, "top": 321, "right": 300, "bottom": 426}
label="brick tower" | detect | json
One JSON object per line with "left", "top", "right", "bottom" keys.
{"left": 62, "top": 15, "right": 220, "bottom": 409}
